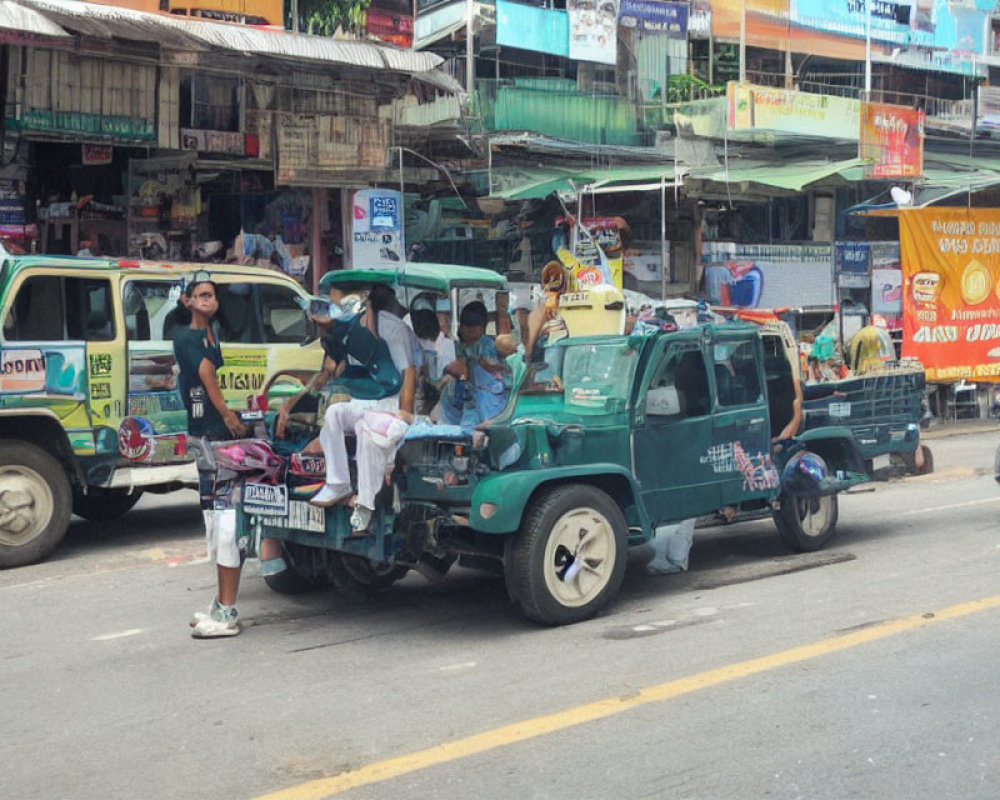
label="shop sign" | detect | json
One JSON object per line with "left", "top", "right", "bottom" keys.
{"left": 727, "top": 82, "right": 861, "bottom": 140}
{"left": 977, "top": 86, "right": 1000, "bottom": 132}
{"left": 82, "top": 144, "right": 113, "bottom": 166}
{"left": 898, "top": 208, "right": 1000, "bottom": 381}
{"left": 180, "top": 129, "right": 245, "bottom": 155}
{"left": 366, "top": 8, "right": 413, "bottom": 47}
{"left": 496, "top": 0, "right": 569, "bottom": 57}
{"left": 414, "top": 0, "right": 465, "bottom": 48}
{"left": 860, "top": 103, "right": 924, "bottom": 179}
{"left": 352, "top": 189, "right": 404, "bottom": 267}
{"left": 619, "top": 0, "right": 687, "bottom": 37}
{"left": 835, "top": 242, "right": 871, "bottom": 289}
{"left": 277, "top": 114, "right": 389, "bottom": 185}
{"left": 790, "top": 0, "right": 990, "bottom": 55}
{"left": 16, "top": 110, "right": 155, "bottom": 142}
{"left": 687, "top": 0, "right": 711, "bottom": 38}
{"left": 567, "top": 0, "right": 619, "bottom": 65}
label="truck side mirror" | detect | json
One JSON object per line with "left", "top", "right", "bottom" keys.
{"left": 647, "top": 385, "right": 682, "bottom": 416}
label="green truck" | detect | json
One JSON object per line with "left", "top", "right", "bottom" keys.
{"left": 222, "top": 268, "right": 875, "bottom": 625}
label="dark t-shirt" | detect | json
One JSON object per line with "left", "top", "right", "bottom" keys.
{"left": 173, "top": 325, "right": 227, "bottom": 438}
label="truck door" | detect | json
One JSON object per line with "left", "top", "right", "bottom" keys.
{"left": 632, "top": 338, "right": 723, "bottom": 524}
{"left": 708, "top": 333, "right": 778, "bottom": 504}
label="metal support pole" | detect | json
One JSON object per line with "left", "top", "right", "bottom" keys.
{"left": 739, "top": 0, "right": 746, "bottom": 83}
{"left": 864, "top": 0, "right": 871, "bottom": 98}
{"left": 465, "top": 0, "right": 475, "bottom": 94}
{"left": 660, "top": 176, "right": 667, "bottom": 299}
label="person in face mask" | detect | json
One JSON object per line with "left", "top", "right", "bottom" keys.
{"left": 306, "top": 281, "right": 418, "bottom": 537}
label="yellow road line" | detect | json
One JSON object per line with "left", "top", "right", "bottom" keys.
{"left": 255, "top": 594, "right": 1000, "bottom": 800}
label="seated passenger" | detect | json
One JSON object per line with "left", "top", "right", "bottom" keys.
{"left": 307, "top": 284, "right": 418, "bottom": 536}
{"left": 439, "top": 301, "right": 508, "bottom": 426}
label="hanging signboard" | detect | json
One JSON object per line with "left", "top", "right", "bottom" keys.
{"left": 619, "top": 0, "right": 687, "bottom": 37}
{"left": 179, "top": 129, "right": 246, "bottom": 156}
{"left": 496, "top": 0, "right": 570, "bottom": 56}
{"left": 352, "top": 189, "right": 404, "bottom": 267}
{"left": 727, "top": 82, "right": 861, "bottom": 139}
{"left": 82, "top": 144, "right": 113, "bottom": 165}
{"left": 835, "top": 241, "right": 871, "bottom": 288}
{"left": 567, "top": 0, "right": 619, "bottom": 65}
{"left": 860, "top": 103, "right": 924, "bottom": 179}
{"left": 898, "top": 208, "right": 1000, "bottom": 382}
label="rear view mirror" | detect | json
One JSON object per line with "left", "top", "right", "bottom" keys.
{"left": 647, "top": 385, "right": 681, "bottom": 416}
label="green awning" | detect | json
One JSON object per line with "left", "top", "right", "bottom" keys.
{"left": 687, "top": 158, "right": 864, "bottom": 193}
{"left": 493, "top": 164, "right": 676, "bottom": 200}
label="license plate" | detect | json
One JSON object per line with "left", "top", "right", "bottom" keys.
{"left": 242, "top": 483, "right": 288, "bottom": 516}
{"left": 872, "top": 453, "right": 891, "bottom": 471}
{"left": 829, "top": 402, "right": 851, "bottom": 418}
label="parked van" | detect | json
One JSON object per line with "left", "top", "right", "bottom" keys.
{"left": 0, "top": 253, "right": 318, "bottom": 567}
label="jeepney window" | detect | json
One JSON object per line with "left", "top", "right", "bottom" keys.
{"left": 259, "top": 283, "right": 307, "bottom": 343}
{"left": 6, "top": 276, "right": 113, "bottom": 341}
{"left": 65, "top": 278, "right": 114, "bottom": 341}
{"left": 649, "top": 346, "right": 711, "bottom": 418}
{"left": 6, "top": 275, "right": 63, "bottom": 340}
{"left": 216, "top": 283, "right": 253, "bottom": 343}
{"left": 561, "top": 341, "right": 636, "bottom": 413}
{"left": 713, "top": 340, "right": 762, "bottom": 407}
{"left": 123, "top": 280, "right": 183, "bottom": 341}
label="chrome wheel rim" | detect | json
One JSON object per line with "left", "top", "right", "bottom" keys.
{"left": 0, "top": 465, "right": 54, "bottom": 547}
{"left": 796, "top": 495, "right": 833, "bottom": 538}
{"left": 542, "top": 507, "right": 616, "bottom": 608}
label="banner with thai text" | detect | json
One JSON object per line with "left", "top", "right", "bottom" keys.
{"left": 899, "top": 208, "right": 1000, "bottom": 381}
{"left": 860, "top": 102, "right": 924, "bottom": 178}
{"left": 727, "top": 82, "right": 861, "bottom": 139}
{"left": 619, "top": 0, "right": 687, "bottom": 37}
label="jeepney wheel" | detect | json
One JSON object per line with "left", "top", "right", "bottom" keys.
{"left": 508, "top": 484, "right": 627, "bottom": 626}
{"left": 897, "top": 444, "right": 934, "bottom": 476}
{"left": 329, "top": 553, "right": 409, "bottom": 600}
{"left": 72, "top": 488, "right": 143, "bottom": 521}
{"left": 263, "top": 542, "right": 325, "bottom": 595}
{"left": 774, "top": 493, "right": 839, "bottom": 553}
{"left": 0, "top": 441, "right": 72, "bottom": 568}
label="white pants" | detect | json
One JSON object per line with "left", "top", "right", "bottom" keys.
{"left": 204, "top": 508, "right": 240, "bottom": 568}
{"left": 319, "top": 398, "right": 402, "bottom": 511}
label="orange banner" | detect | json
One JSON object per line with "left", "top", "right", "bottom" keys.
{"left": 899, "top": 208, "right": 1000, "bottom": 382}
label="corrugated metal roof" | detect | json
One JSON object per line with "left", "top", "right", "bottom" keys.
{"left": 15, "top": 0, "right": 446, "bottom": 75}
{"left": 0, "top": 0, "right": 69, "bottom": 36}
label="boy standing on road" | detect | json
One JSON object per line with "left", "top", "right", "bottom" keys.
{"left": 174, "top": 273, "right": 282, "bottom": 639}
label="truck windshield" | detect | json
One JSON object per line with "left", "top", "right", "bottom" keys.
{"left": 520, "top": 340, "right": 637, "bottom": 414}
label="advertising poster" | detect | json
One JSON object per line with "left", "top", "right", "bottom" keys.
{"left": 872, "top": 268, "right": 903, "bottom": 317}
{"left": 899, "top": 208, "right": 1000, "bottom": 381}
{"left": 860, "top": 103, "right": 924, "bottom": 179}
{"left": 352, "top": 189, "right": 404, "bottom": 267}
{"left": 567, "top": 0, "right": 619, "bottom": 65}
{"left": 619, "top": 0, "right": 687, "bottom": 37}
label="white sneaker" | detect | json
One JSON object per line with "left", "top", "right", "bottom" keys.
{"left": 349, "top": 504, "right": 373, "bottom": 535}
{"left": 191, "top": 603, "right": 241, "bottom": 639}
{"left": 309, "top": 483, "right": 353, "bottom": 508}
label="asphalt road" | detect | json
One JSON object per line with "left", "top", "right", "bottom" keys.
{"left": 2, "top": 428, "right": 1000, "bottom": 800}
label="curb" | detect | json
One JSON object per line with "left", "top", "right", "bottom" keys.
{"left": 920, "top": 421, "right": 999, "bottom": 441}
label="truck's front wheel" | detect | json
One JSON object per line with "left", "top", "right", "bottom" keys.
{"left": 508, "top": 485, "right": 627, "bottom": 625}
{"left": 774, "top": 493, "right": 839, "bottom": 552}
{"left": 0, "top": 441, "right": 72, "bottom": 568}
